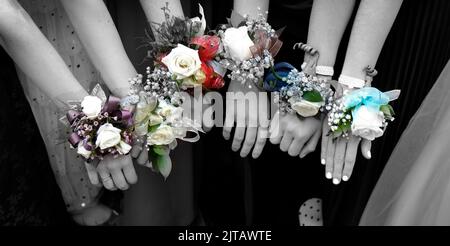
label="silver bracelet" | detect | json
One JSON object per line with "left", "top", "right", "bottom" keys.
{"left": 315, "top": 66, "right": 334, "bottom": 76}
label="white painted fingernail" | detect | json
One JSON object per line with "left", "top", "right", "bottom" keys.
{"left": 333, "top": 178, "right": 340, "bottom": 185}
{"left": 342, "top": 176, "right": 349, "bottom": 182}
{"left": 326, "top": 172, "right": 332, "bottom": 179}
{"left": 321, "top": 159, "right": 326, "bottom": 165}
{"left": 367, "top": 151, "right": 372, "bottom": 159}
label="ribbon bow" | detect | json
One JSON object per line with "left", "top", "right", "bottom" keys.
{"left": 343, "top": 87, "right": 400, "bottom": 112}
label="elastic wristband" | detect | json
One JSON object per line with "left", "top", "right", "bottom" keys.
{"left": 338, "top": 74, "right": 366, "bottom": 88}
{"left": 316, "top": 66, "right": 334, "bottom": 76}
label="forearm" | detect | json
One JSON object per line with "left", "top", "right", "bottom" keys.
{"left": 341, "top": 0, "right": 403, "bottom": 80}
{"left": 233, "top": 0, "right": 269, "bottom": 19}
{"left": 307, "top": 0, "right": 356, "bottom": 67}
{"left": 60, "top": 0, "right": 136, "bottom": 98}
{"left": 0, "top": 1, "right": 87, "bottom": 103}
{"left": 140, "top": 0, "right": 184, "bottom": 32}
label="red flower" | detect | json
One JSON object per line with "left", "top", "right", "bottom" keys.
{"left": 201, "top": 62, "right": 225, "bottom": 90}
{"left": 190, "top": 35, "right": 221, "bottom": 62}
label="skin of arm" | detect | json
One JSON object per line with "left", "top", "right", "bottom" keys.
{"left": 60, "top": 0, "right": 137, "bottom": 98}
{"left": 341, "top": 0, "right": 403, "bottom": 80}
{"left": 307, "top": 0, "right": 356, "bottom": 67}
{"left": 0, "top": 0, "right": 88, "bottom": 103}
{"left": 325, "top": 0, "right": 403, "bottom": 185}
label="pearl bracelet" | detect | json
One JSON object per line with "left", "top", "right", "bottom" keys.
{"left": 338, "top": 74, "right": 366, "bottom": 88}
{"left": 315, "top": 66, "right": 334, "bottom": 76}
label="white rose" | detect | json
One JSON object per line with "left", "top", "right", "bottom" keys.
{"left": 289, "top": 99, "right": 323, "bottom": 118}
{"left": 222, "top": 26, "right": 255, "bottom": 62}
{"left": 116, "top": 140, "right": 132, "bottom": 155}
{"left": 161, "top": 44, "right": 202, "bottom": 79}
{"left": 157, "top": 101, "right": 183, "bottom": 124}
{"left": 77, "top": 143, "right": 92, "bottom": 159}
{"left": 95, "top": 123, "right": 122, "bottom": 150}
{"left": 81, "top": 95, "right": 102, "bottom": 119}
{"left": 147, "top": 124, "right": 176, "bottom": 146}
{"left": 351, "top": 105, "right": 384, "bottom": 141}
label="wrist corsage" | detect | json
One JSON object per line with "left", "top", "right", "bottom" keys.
{"left": 128, "top": 67, "right": 203, "bottom": 179}
{"left": 66, "top": 84, "right": 134, "bottom": 161}
{"left": 328, "top": 76, "right": 401, "bottom": 140}
{"left": 145, "top": 3, "right": 225, "bottom": 91}
{"left": 216, "top": 9, "right": 283, "bottom": 88}
{"left": 267, "top": 62, "right": 334, "bottom": 118}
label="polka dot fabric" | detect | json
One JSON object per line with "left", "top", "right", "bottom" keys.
{"left": 16, "top": 0, "right": 103, "bottom": 213}
{"left": 298, "top": 198, "right": 323, "bottom": 226}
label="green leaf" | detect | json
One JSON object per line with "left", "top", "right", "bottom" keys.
{"left": 303, "top": 90, "right": 323, "bottom": 103}
{"left": 148, "top": 123, "right": 161, "bottom": 133}
{"left": 152, "top": 145, "right": 170, "bottom": 156}
{"left": 153, "top": 154, "right": 172, "bottom": 180}
{"left": 380, "top": 104, "right": 395, "bottom": 118}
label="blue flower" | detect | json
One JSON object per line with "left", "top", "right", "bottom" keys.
{"left": 263, "top": 62, "right": 295, "bottom": 92}
{"left": 343, "top": 87, "right": 390, "bottom": 112}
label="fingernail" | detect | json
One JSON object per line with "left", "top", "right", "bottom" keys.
{"left": 321, "top": 159, "right": 326, "bottom": 165}
{"left": 333, "top": 178, "right": 340, "bottom": 185}
{"left": 300, "top": 153, "right": 305, "bottom": 159}
{"left": 342, "top": 176, "right": 349, "bottom": 182}
{"left": 326, "top": 172, "right": 332, "bottom": 179}
{"left": 367, "top": 151, "right": 372, "bottom": 159}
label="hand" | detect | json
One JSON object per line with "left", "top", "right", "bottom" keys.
{"left": 223, "top": 81, "right": 269, "bottom": 159}
{"left": 85, "top": 154, "right": 138, "bottom": 191}
{"left": 269, "top": 111, "right": 322, "bottom": 158}
{"left": 130, "top": 137, "right": 152, "bottom": 168}
{"left": 321, "top": 117, "right": 372, "bottom": 185}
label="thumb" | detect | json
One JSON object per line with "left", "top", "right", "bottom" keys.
{"left": 360, "top": 139, "right": 372, "bottom": 159}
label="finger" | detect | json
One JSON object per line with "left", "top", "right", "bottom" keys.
{"left": 280, "top": 132, "right": 294, "bottom": 152}
{"left": 97, "top": 165, "right": 116, "bottom": 191}
{"left": 110, "top": 169, "right": 129, "bottom": 191}
{"left": 361, "top": 139, "right": 372, "bottom": 159}
{"left": 122, "top": 161, "right": 138, "bottom": 185}
{"left": 325, "top": 137, "right": 335, "bottom": 180}
{"left": 252, "top": 127, "right": 268, "bottom": 159}
{"left": 137, "top": 148, "right": 149, "bottom": 166}
{"left": 300, "top": 127, "right": 321, "bottom": 158}
{"left": 223, "top": 97, "right": 235, "bottom": 140}
{"left": 240, "top": 127, "right": 257, "bottom": 157}
{"left": 288, "top": 138, "right": 306, "bottom": 157}
{"left": 231, "top": 126, "right": 246, "bottom": 152}
{"left": 321, "top": 120, "right": 329, "bottom": 165}
{"left": 131, "top": 142, "right": 143, "bottom": 159}
{"left": 332, "top": 138, "right": 347, "bottom": 185}
{"left": 269, "top": 112, "right": 282, "bottom": 144}
{"left": 84, "top": 162, "right": 101, "bottom": 187}
{"left": 342, "top": 136, "right": 360, "bottom": 182}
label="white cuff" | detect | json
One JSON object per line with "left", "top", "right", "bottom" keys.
{"left": 315, "top": 66, "right": 334, "bottom": 76}
{"left": 338, "top": 74, "right": 366, "bottom": 88}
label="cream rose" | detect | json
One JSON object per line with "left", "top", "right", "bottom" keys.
{"left": 77, "top": 143, "right": 92, "bottom": 159}
{"left": 180, "top": 69, "right": 206, "bottom": 89}
{"left": 116, "top": 140, "right": 132, "bottom": 155}
{"left": 161, "top": 44, "right": 202, "bottom": 80}
{"left": 222, "top": 26, "right": 255, "bottom": 62}
{"left": 95, "top": 123, "right": 122, "bottom": 150}
{"left": 289, "top": 98, "right": 323, "bottom": 118}
{"left": 81, "top": 95, "right": 102, "bottom": 119}
{"left": 147, "top": 124, "right": 176, "bottom": 146}
{"left": 351, "top": 105, "right": 384, "bottom": 141}
{"left": 157, "top": 101, "right": 183, "bottom": 124}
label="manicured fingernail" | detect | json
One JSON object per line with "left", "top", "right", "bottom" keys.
{"left": 321, "top": 159, "right": 326, "bottom": 165}
{"left": 367, "top": 151, "right": 372, "bottom": 159}
{"left": 326, "top": 172, "right": 332, "bottom": 179}
{"left": 333, "top": 178, "right": 340, "bottom": 185}
{"left": 342, "top": 176, "right": 349, "bottom": 182}
{"left": 300, "top": 153, "right": 305, "bottom": 159}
